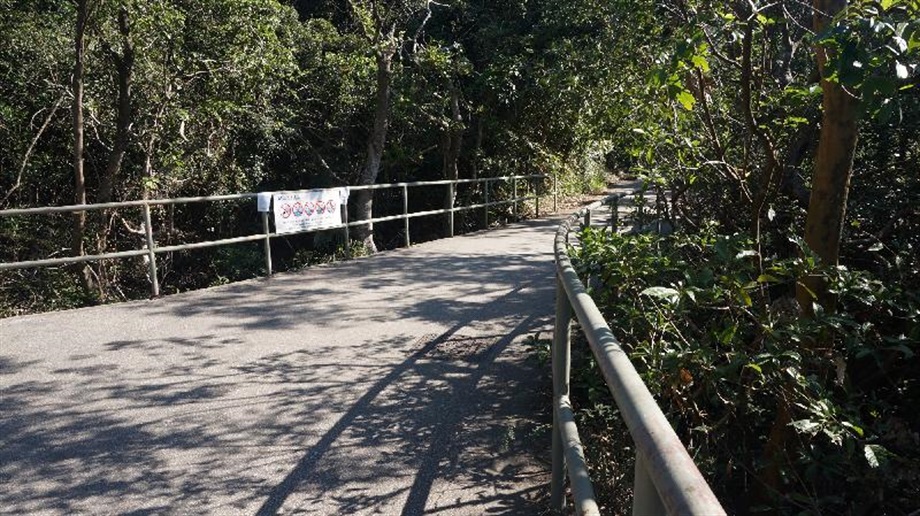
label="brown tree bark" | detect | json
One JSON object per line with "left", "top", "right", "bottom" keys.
{"left": 72, "top": 0, "right": 96, "bottom": 295}
{"left": 73, "top": 0, "right": 88, "bottom": 252}
{"left": 442, "top": 80, "right": 462, "bottom": 232}
{"left": 761, "top": 0, "right": 860, "bottom": 503}
{"left": 352, "top": 47, "right": 394, "bottom": 254}
{"left": 796, "top": 0, "right": 860, "bottom": 317}
{"left": 98, "top": 6, "right": 134, "bottom": 204}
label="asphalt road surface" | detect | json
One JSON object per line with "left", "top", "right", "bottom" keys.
{"left": 0, "top": 215, "right": 577, "bottom": 515}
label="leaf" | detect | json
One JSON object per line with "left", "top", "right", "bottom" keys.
{"left": 739, "top": 289, "right": 753, "bottom": 307}
{"left": 895, "top": 62, "right": 909, "bottom": 79}
{"left": 767, "top": 207, "right": 776, "bottom": 221}
{"left": 641, "top": 286, "right": 680, "bottom": 302}
{"left": 676, "top": 90, "right": 696, "bottom": 111}
{"left": 864, "top": 444, "right": 888, "bottom": 468}
{"left": 745, "top": 363, "right": 763, "bottom": 375}
{"left": 736, "top": 249, "right": 758, "bottom": 259}
{"left": 790, "top": 419, "right": 820, "bottom": 434}
{"left": 841, "top": 421, "right": 864, "bottom": 437}
{"left": 691, "top": 54, "right": 710, "bottom": 73}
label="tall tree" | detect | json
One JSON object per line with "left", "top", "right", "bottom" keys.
{"left": 72, "top": 0, "right": 97, "bottom": 295}
{"left": 797, "top": 0, "right": 860, "bottom": 316}
{"left": 97, "top": 4, "right": 133, "bottom": 204}
{"left": 348, "top": 0, "right": 433, "bottom": 252}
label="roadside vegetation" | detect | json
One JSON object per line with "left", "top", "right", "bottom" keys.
{"left": 2, "top": 0, "right": 919, "bottom": 512}
{"left": 1, "top": 0, "right": 614, "bottom": 316}
{"left": 561, "top": 0, "right": 920, "bottom": 513}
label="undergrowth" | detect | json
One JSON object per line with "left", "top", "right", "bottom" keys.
{"left": 563, "top": 224, "right": 919, "bottom": 514}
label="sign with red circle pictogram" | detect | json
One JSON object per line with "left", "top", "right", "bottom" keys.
{"left": 271, "top": 188, "right": 349, "bottom": 234}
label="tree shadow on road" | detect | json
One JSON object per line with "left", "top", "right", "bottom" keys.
{"left": 0, "top": 218, "right": 558, "bottom": 514}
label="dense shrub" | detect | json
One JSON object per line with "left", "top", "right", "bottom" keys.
{"left": 570, "top": 222, "right": 919, "bottom": 514}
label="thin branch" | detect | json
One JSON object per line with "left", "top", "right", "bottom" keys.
{"left": 702, "top": 27, "right": 742, "bottom": 70}
{"left": 2, "top": 94, "right": 66, "bottom": 207}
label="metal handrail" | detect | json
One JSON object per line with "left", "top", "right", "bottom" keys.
{"left": 0, "top": 174, "right": 557, "bottom": 298}
{"left": 550, "top": 194, "right": 726, "bottom": 515}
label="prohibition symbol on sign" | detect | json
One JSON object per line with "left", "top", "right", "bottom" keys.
{"left": 279, "top": 200, "right": 337, "bottom": 219}
{"left": 272, "top": 188, "right": 348, "bottom": 235}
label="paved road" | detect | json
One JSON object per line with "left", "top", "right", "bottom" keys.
{"left": 0, "top": 214, "right": 578, "bottom": 515}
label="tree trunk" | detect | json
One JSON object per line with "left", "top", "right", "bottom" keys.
{"left": 796, "top": 0, "right": 859, "bottom": 317}
{"left": 95, "top": 7, "right": 135, "bottom": 297}
{"left": 442, "top": 80, "right": 462, "bottom": 233}
{"left": 352, "top": 48, "right": 393, "bottom": 253}
{"left": 470, "top": 112, "right": 483, "bottom": 180}
{"left": 98, "top": 6, "right": 134, "bottom": 204}
{"left": 760, "top": 0, "right": 859, "bottom": 504}
{"left": 72, "top": 0, "right": 96, "bottom": 294}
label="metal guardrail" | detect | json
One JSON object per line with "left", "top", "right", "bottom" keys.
{"left": 551, "top": 193, "right": 726, "bottom": 515}
{"left": 0, "top": 174, "right": 556, "bottom": 297}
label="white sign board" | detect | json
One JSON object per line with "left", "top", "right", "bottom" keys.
{"left": 272, "top": 188, "right": 348, "bottom": 234}
{"left": 256, "top": 192, "right": 272, "bottom": 212}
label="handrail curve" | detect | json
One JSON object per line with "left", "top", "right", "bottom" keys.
{"left": 551, "top": 193, "right": 726, "bottom": 516}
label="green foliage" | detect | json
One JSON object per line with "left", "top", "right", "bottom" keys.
{"left": 572, "top": 226, "right": 920, "bottom": 513}
{"left": 209, "top": 245, "right": 265, "bottom": 286}
{"left": 815, "top": 0, "right": 920, "bottom": 120}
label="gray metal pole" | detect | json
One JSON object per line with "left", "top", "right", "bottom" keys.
{"left": 553, "top": 174, "right": 558, "bottom": 212}
{"left": 513, "top": 176, "right": 518, "bottom": 219}
{"left": 449, "top": 182, "right": 455, "bottom": 237}
{"left": 535, "top": 177, "right": 541, "bottom": 218}
{"left": 261, "top": 211, "right": 272, "bottom": 276}
{"left": 484, "top": 180, "right": 489, "bottom": 229}
{"left": 551, "top": 276, "right": 573, "bottom": 513}
{"left": 403, "top": 184, "right": 410, "bottom": 247}
{"left": 583, "top": 208, "right": 591, "bottom": 229}
{"left": 142, "top": 202, "right": 160, "bottom": 297}
{"left": 633, "top": 453, "right": 666, "bottom": 516}
{"left": 343, "top": 203, "right": 351, "bottom": 259}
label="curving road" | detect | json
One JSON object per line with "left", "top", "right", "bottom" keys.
{"left": 0, "top": 212, "right": 588, "bottom": 515}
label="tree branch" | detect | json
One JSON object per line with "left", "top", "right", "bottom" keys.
{"left": 1, "top": 94, "right": 66, "bottom": 207}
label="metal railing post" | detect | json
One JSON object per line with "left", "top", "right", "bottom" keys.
{"left": 483, "top": 180, "right": 489, "bottom": 229}
{"left": 449, "top": 182, "right": 455, "bottom": 237}
{"left": 583, "top": 208, "right": 592, "bottom": 228}
{"left": 633, "top": 453, "right": 666, "bottom": 516}
{"left": 261, "top": 211, "right": 272, "bottom": 275}
{"left": 535, "top": 177, "right": 541, "bottom": 218}
{"left": 343, "top": 202, "right": 351, "bottom": 258}
{"left": 513, "top": 176, "right": 518, "bottom": 219}
{"left": 403, "top": 184, "right": 410, "bottom": 247}
{"left": 553, "top": 174, "right": 558, "bottom": 212}
{"left": 551, "top": 276, "right": 573, "bottom": 513}
{"left": 142, "top": 202, "right": 160, "bottom": 297}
